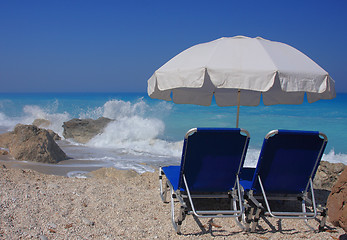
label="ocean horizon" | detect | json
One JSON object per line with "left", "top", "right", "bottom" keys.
{"left": 0, "top": 92, "right": 346, "bottom": 177}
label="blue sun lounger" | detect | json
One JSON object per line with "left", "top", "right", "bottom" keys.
{"left": 240, "top": 130, "right": 328, "bottom": 232}
{"left": 159, "top": 128, "right": 250, "bottom": 233}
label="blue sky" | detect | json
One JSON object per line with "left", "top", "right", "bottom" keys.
{"left": 0, "top": 0, "right": 346, "bottom": 93}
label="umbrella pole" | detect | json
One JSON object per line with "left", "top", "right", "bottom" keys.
{"left": 236, "top": 89, "right": 240, "bottom": 128}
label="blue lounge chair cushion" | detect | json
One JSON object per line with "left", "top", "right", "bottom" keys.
{"left": 163, "top": 128, "right": 250, "bottom": 193}
{"left": 162, "top": 165, "right": 181, "bottom": 191}
{"left": 241, "top": 130, "right": 327, "bottom": 194}
{"left": 239, "top": 167, "right": 255, "bottom": 190}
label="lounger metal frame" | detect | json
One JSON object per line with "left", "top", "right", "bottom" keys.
{"left": 244, "top": 130, "right": 328, "bottom": 232}
{"left": 159, "top": 128, "right": 250, "bottom": 233}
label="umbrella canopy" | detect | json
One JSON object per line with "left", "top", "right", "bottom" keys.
{"left": 147, "top": 36, "right": 336, "bottom": 126}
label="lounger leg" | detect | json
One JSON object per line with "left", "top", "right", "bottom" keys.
{"left": 176, "top": 205, "right": 187, "bottom": 234}
{"left": 232, "top": 188, "right": 246, "bottom": 230}
{"left": 169, "top": 186, "right": 187, "bottom": 234}
{"left": 251, "top": 206, "right": 262, "bottom": 232}
{"left": 302, "top": 199, "right": 316, "bottom": 231}
{"left": 163, "top": 181, "right": 169, "bottom": 203}
{"left": 303, "top": 206, "right": 327, "bottom": 232}
{"left": 169, "top": 187, "right": 179, "bottom": 232}
{"left": 243, "top": 204, "right": 254, "bottom": 232}
{"left": 159, "top": 167, "right": 169, "bottom": 203}
{"left": 246, "top": 190, "right": 264, "bottom": 232}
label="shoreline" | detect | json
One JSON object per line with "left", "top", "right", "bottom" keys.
{"left": 0, "top": 156, "right": 106, "bottom": 177}
{"left": 0, "top": 166, "right": 345, "bottom": 239}
{"left": 0, "top": 155, "right": 157, "bottom": 177}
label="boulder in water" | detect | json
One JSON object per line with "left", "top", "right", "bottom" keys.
{"left": 62, "top": 117, "right": 112, "bottom": 143}
{"left": 0, "top": 124, "right": 67, "bottom": 163}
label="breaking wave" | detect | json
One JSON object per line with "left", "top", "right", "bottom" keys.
{"left": 86, "top": 99, "right": 182, "bottom": 157}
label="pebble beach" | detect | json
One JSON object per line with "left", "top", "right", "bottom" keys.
{"left": 0, "top": 165, "right": 345, "bottom": 240}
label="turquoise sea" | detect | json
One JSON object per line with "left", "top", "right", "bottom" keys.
{"left": 0, "top": 92, "right": 346, "bottom": 176}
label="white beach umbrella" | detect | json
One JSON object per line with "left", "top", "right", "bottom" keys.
{"left": 147, "top": 36, "right": 336, "bottom": 127}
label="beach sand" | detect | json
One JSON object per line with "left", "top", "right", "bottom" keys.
{"left": 0, "top": 164, "right": 345, "bottom": 240}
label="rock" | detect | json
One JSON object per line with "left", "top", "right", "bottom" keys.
{"left": 81, "top": 217, "right": 95, "bottom": 226}
{"left": 0, "top": 124, "right": 68, "bottom": 163}
{"left": 327, "top": 166, "right": 347, "bottom": 232}
{"left": 32, "top": 118, "right": 51, "bottom": 128}
{"left": 62, "top": 117, "right": 112, "bottom": 143}
{"left": 314, "top": 161, "right": 345, "bottom": 190}
{"left": 47, "top": 129, "right": 61, "bottom": 140}
{"left": 39, "top": 235, "right": 49, "bottom": 240}
{"left": 32, "top": 119, "right": 61, "bottom": 140}
{"left": 0, "top": 149, "right": 9, "bottom": 155}
{"left": 0, "top": 132, "right": 13, "bottom": 148}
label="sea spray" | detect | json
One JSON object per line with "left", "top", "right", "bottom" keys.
{"left": 322, "top": 149, "right": 347, "bottom": 164}
{"left": 87, "top": 99, "right": 182, "bottom": 157}
{"left": 0, "top": 112, "right": 13, "bottom": 128}
{"left": 22, "top": 105, "right": 71, "bottom": 136}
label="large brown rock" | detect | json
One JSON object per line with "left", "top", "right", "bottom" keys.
{"left": 32, "top": 119, "right": 61, "bottom": 140}
{"left": 0, "top": 124, "right": 67, "bottom": 163}
{"left": 0, "top": 132, "right": 12, "bottom": 148}
{"left": 62, "top": 117, "right": 112, "bottom": 143}
{"left": 327, "top": 166, "right": 347, "bottom": 232}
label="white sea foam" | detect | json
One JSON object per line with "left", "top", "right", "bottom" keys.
{"left": 79, "top": 98, "right": 181, "bottom": 158}
{"left": 0, "top": 100, "right": 71, "bottom": 137}
{"left": 0, "top": 112, "right": 14, "bottom": 128}
{"left": 79, "top": 98, "right": 149, "bottom": 120}
{"left": 87, "top": 115, "right": 182, "bottom": 157}
{"left": 21, "top": 105, "right": 70, "bottom": 136}
{"left": 66, "top": 171, "right": 90, "bottom": 178}
{"left": 322, "top": 149, "right": 347, "bottom": 165}
{"left": 0, "top": 105, "right": 69, "bottom": 136}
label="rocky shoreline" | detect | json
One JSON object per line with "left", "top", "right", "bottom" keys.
{"left": 0, "top": 118, "right": 113, "bottom": 164}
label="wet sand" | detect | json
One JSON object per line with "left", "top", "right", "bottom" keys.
{"left": 0, "top": 155, "right": 110, "bottom": 177}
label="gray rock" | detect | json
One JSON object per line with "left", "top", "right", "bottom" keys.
{"left": 81, "top": 217, "right": 95, "bottom": 226}
{"left": 62, "top": 117, "right": 112, "bottom": 143}
{"left": 47, "top": 129, "right": 61, "bottom": 141}
{"left": 313, "top": 161, "right": 346, "bottom": 190}
{"left": 39, "top": 235, "right": 49, "bottom": 240}
{"left": 0, "top": 124, "right": 68, "bottom": 163}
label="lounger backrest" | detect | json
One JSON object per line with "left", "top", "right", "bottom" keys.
{"left": 178, "top": 128, "right": 250, "bottom": 192}
{"left": 251, "top": 130, "right": 327, "bottom": 194}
